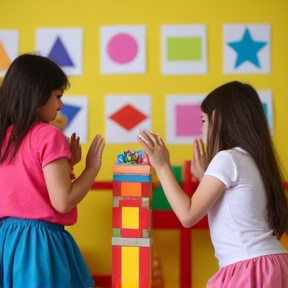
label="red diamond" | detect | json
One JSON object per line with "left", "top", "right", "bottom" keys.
{"left": 109, "top": 104, "right": 147, "bottom": 131}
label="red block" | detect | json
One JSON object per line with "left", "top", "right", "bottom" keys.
{"left": 121, "top": 228, "right": 142, "bottom": 238}
{"left": 141, "top": 182, "right": 152, "bottom": 197}
{"left": 120, "top": 199, "right": 142, "bottom": 208}
{"left": 140, "top": 208, "right": 150, "bottom": 229}
{"left": 139, "top": 247, "right": 151, "bottom": 288}
{"left": 113, "top": 182, "right": 122, "bottom": 196}
{"left": 113, "top": 207, "right": 121, "bottom": 228}
{"left": 112, "top": 246, "right": 121, "bottom": 288}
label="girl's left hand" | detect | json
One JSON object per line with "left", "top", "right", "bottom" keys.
{"left": 137, "top": 129, "right": 170, "bottom": 170}
{"left": 69, "top": 133, "right": 82, "bottom": 168}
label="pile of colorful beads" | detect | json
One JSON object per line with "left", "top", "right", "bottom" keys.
{"left": 117, "top": 150, "right": 149, "bottom": 164}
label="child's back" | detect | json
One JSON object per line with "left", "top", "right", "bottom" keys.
{"left": 206, "top": 147, "right": 286, "bottom": 268}
{"left": 0, "top": 122, "right": 76, "bottom": 225}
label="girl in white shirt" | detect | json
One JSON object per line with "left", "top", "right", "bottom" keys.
{"left": 137, "top": 81, "right": 288, "bottom": 288}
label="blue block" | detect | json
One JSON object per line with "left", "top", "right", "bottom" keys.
{"left": 113, "top": 174, "right": 151, "bottom": 182}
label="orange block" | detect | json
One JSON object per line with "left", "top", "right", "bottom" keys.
{"left": 113, "top": 164, "right": 151, "bottom": 175}
{"left": 121, "top": 182, "right": 142, "bottom": 197}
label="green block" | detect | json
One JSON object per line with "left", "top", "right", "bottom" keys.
{"left": 113, "top": 228, "right": 121, "bottom": 237}
{"left": 167, "top": 37, "right": 202, "bottom": 61}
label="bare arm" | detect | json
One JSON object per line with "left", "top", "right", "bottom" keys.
{"left": 155, "top": 163, "right": 226, "bottom": 227}
{"left": 43, "top": 135, "right": 104, "bottom": 213}
{"left": 137, "top": 129, "right": 226, "bottom": 228}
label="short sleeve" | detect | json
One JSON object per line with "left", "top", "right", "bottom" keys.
{"left": 204, "top": 151, "right": 237, "bottom": 188}
{"left": 33, "top": 124, "right": 71, "bottom": 168}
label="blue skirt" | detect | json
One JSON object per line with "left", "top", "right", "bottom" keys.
{"left": 0, "top": 217, "right": 94, "bottom": 288}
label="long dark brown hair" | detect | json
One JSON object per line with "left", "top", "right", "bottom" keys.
{"left": 0, "top": 53, "right": 69, "bottom": 163}
{"left": 201, "top": 81, "right": 288, "bottom": 238}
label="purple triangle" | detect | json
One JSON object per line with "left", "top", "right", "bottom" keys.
{"left": 48, "top": 37, "right": 74, "bottom": 67}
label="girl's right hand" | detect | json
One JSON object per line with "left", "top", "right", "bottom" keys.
{"left": 137, "top": 129, "right": 170, "bottom": 171}
{"left": 85, "top": 135, "right": 105, "bottom": 174}
{"left": 191, "top": 138, "right": 207, "bottom": 179}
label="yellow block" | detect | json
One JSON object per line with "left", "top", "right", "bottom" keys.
{"left": 122, "top": 246, "right": 139, "bottom": 288}
{"left": 122, "top": 207, "right": 139, "bottom": 229}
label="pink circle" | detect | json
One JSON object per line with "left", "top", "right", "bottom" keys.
{"left": 107, "top": 33, "right": 138, "bottom": 64}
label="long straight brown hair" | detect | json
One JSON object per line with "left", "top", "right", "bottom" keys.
{"left": 201, "top": 81, "right": 288, "bottom": 238}
{"left": 0, "top": 54, "right": 69, "bottom": 163}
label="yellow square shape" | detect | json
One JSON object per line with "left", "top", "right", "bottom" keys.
{"left": 122, "top": 207, "right": 139, "bottom": 229}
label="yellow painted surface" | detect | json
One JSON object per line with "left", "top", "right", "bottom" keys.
{"left": 121, "top": 182, "right": 142, "bottom": 197}
{"left": 122, "top": 207, "right": 139, "bottom": 229}
{"left": 1, "top": 0, "right": 288, "bottom": 287}
{"left": 122, "top": 246, "right": 139, "bottom": 288}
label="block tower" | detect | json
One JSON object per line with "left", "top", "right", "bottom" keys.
{"left": 112, "top": 152, "right": 153, "bottom": 288}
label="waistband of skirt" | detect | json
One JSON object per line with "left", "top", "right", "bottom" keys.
{"left": 0, "top": 217, "right": 64, "bottom": 232}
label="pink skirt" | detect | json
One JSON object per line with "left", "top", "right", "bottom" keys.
{"left": 207, "top": 253, "right": 288, "bottom": 288}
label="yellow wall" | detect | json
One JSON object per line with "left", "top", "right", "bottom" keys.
{"left": 1, "top": 0, "right": 288, "bottom": 287}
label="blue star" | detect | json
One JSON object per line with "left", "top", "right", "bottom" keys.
{"left": 227, "top": 28, "right": 267, "bottom": 68}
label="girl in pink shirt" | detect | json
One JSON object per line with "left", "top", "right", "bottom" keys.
{"left": 0, "top": 54, "right": 105, "bottom": 288}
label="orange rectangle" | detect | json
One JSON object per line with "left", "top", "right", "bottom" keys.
{"left": 121, "top": 182, "right": 142, "bottom": 197}
{"left": 113, "top": 164, "right": 151, "bottom": 175}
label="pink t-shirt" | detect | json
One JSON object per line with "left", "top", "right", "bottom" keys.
{"left": 0, "top": 122, "right": 77, "bottom": 225}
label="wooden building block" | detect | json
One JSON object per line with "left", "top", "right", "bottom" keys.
{"left": 119, "top": 198, "right": 143, "bottom": 208}
{"left": 113, "top": 197, "right": 122, "bottom": 207}
{"left": 140, "top": 208, "right": 150, "bottom": 229}
{"left": 113, "top": 164, "right": 151, "bottom": 175}
{"left": 141, "top": 197, "right": 150, "bottom": 209}
{"left": 113, "top": 207, "right": 121, "bottom": 228}
{"left": 122, "top": 246, "right": 139, "bottom": 288}
{"left": 122, "top": 207, "right": 139, "bottom": 229}
{"left": 141, "top": 182, "right": 152, "bottom": 197}
{"left": 142, "top": 229, "right": 151, "bottom": 238}
{"left": 113, "top": 181, "right": 122, "bottom": 197}
{"left": 114, "top": 204, "right": 151, "bottom": 229}
{"left": 113, "top": 183, "right": 152, "bottom": 198}
{"left": 112, "top": 237, "right": 152, "bottom": 247}
{"left": 139, "top": 247, "right": 151, "bottom": 288}
{"left": 121, "top": 182, "right": 142, "bottom": 197}
{"left": 113, "top": 228, "right": 121, "bottom": 237}
{"left": 121, "top": 229, "right": 142, "bottom": 238}
{"left": 113, "top": 174, "right": 151, "bottom": 183}
{"left": 112, "top": 245, "right": 121, "bottom": 288}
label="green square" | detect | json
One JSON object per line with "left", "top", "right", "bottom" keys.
{"left": 167, "top": 37, "right": 202, "bottom": 61}
{"left": 113, "top": 228, "right": 121, "bottom": 237}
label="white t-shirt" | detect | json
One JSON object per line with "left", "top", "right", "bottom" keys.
{"left": 205, "top": 147, "right": 287, "bottom": 268}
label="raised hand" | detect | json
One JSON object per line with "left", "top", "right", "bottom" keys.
{"left": 191, "top": 138, "right": 207, "bottom": 179}
{"left": 69, "top": 133, "right": 82, "bottom": 168}
{"left": 137, "top": 129, "right": 170, "bottom": 170}
{"left": 85, "top": 134, "right": 105, "bottom": 174}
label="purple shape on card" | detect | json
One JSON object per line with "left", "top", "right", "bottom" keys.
{"left": 175, "top": 104, "right": 202, "bottom": 136}
{"left": 48, "top": 37, "right": 74, "bottom": 67}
